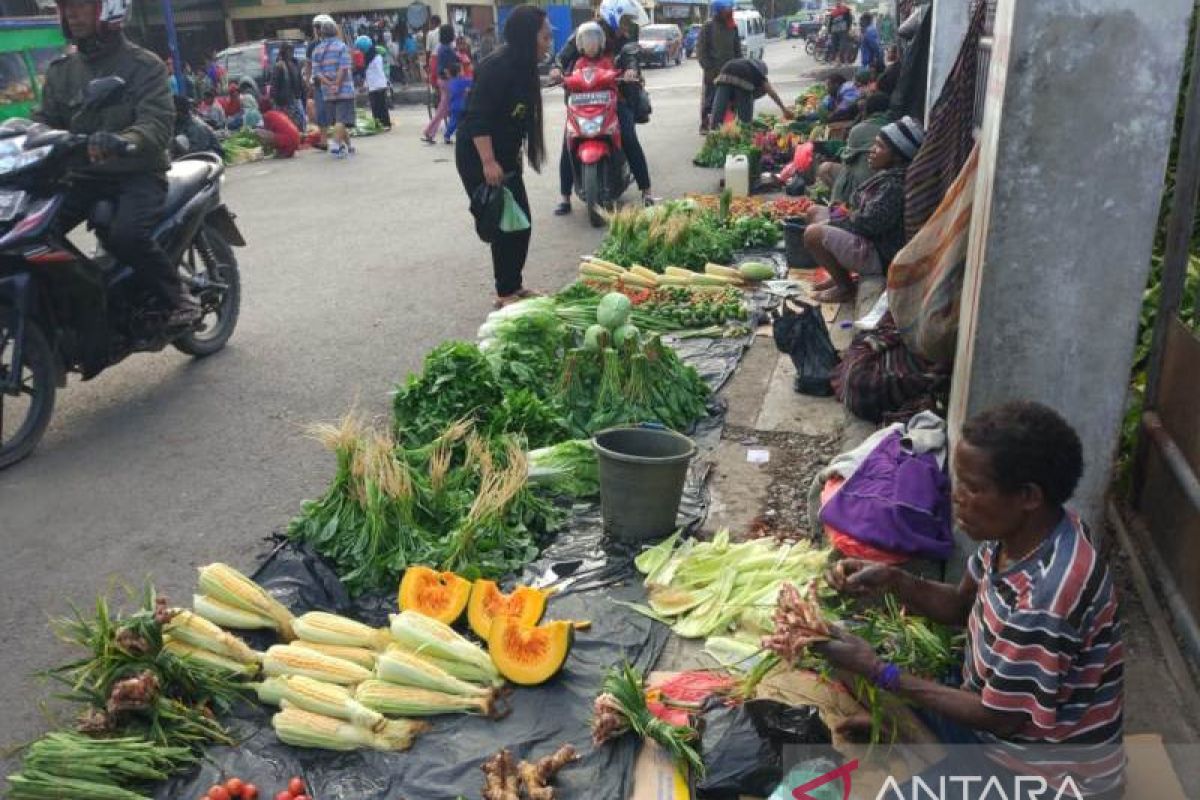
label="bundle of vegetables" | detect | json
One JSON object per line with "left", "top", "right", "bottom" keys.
{"left": 693, "top": 121, "right": 751, "bottom": 167}
{"left": 795, "top": 82, "right": 827, "bottom": 115}
{"left": 727, "top": 214, "right": 781, "bottom": 249}
{"left": 220, "top": 130, "right": 267, "bottom": 165}
{"left": 481, "top": 744, "right": 580, "bottom": 800}
{"left": 194, "top": 562, "right": 297, "bottom": 640}
{"left": 289, "top": 414, "right": 560, "bottom": 592}
{"left": 596, "top": 201, "right": 735, "bottom": 272}
{"left": 580, "top": 258, "right": 747, "bottom": 290}
{"left": 765, "top": 196, "right": 815, "bottom": 221}
{"left": 632, "top": 530, "right": 830, "bottom": 641}
{"left": 560, "top": 280, "right": 748, "bottom": 333}
{"left": 6, "top": 732, "right": 198, "bottom": 800}
{"left": 591, "top": 662, "right": 703, "bottom": 775}
{"left": 685, "top": 193, "right": 767, "bottom": 219}
{"left": 351, "top": 109, "right": 386, "bottom": 135}
{"left": 43, "top": 586, "right": 243, "bottom": 753}
{"left": 526, "top": 439, "right": 600, "bottom": 499}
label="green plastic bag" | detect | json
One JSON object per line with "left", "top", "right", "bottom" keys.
{"left": 499, "top": 187, "right": 531, "bottom": 233}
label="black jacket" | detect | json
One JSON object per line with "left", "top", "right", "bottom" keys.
{"left": 458, "top": 46, "right": 538, "bottom": 170}
{"left": 832, "top": 166, "right": 907, "bottom": 265}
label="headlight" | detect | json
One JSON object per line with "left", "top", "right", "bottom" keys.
{"left": 579, "top": 115, "right": 604, "bottom": 136}
{"left": 0, "top": 145, "right": 52, "bottom": 176}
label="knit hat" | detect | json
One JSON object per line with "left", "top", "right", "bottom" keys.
{"left": 879, "top": 115, "right": 925, "bottom": 161}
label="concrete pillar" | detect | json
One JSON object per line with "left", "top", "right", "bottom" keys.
{"left": 924, "top": 0, "right": 971, "bottom": 121}
{"left": 947, "top": 0, "right": 1194, "bottom": 573}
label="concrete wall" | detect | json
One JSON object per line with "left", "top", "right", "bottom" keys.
{"left": 948, "top": 0, "right": 1194, "bottom": 567}
{"left": 924, "top": 0, "right": 971, "bottom": 121}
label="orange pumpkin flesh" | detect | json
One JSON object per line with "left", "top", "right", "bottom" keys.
{"left": 398, "top": 566, "right": 472, "bottom": 625}
{"left": 467, "top": 580, "right": 547, "bottom": 640}
{"left": 487, "top": 616, "right": 573, "bottom": 686}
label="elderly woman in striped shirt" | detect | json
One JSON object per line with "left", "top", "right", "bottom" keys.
{"left": 820, "top": 401, "right": 1124, "bottom": 799}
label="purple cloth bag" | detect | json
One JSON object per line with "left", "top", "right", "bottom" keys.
{"left": 819, "top": 431, "right": 954, "bottom": 559}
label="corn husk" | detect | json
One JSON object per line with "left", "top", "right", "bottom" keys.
{"left": 198, "top": 563, "right": 296, "bottom": 640}
{"left": 162, "top": 637, "right": 260, "bottom": 678}
{"left": 254, "top": 675, "right": 386, "bottom": 732}
{"left": 293, "top": 641, "right": 379, "bottom": 670}
{"left": 376, "top": 647, "right": 490, "bottom": 698}
{"left": 355, "top": 680, "right": 493, "bottom": 717}
{"left": 163, "top": 610, "right": 261, "bottom": 665}
{"left": 388, "top": 610, "right": 498, "bottom": 684}
{"left": 192, "top": 594, "right": 277, "bottom": 631}
{"left": 262, "top": 644, "right": 372, "bottom": 685}
{"left": 271, "top": 706, "right": 427, "bottom": 751}
{"left": 293, "top": 611, "right": 392, "bottom": 651}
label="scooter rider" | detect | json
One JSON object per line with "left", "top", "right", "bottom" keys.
{"left": 550, "top": 0, "right": 655, "bottom": 215}
{"left": 36, "top": 0, "right": 198, "bottom": 327}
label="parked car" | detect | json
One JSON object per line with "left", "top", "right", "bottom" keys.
{"left": 214, "top": 38, "right": 307, "bottom": 100}
{"left": 734, "top": 9, "right": 766, "bottom": 60}
{"left": 683, "top": 23, "right": 701, "bottom": 58}
{"left": 637, "top": 24, "right": 684, "bottom": 67}
{"left": 787, "top": 13, "right": 823, "bottom": 40}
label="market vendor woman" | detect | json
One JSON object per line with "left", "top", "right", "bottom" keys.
{"left": 455, "top": 4, "right": 550, "bottom": 308}
{"left": 819, "top": 401, "right": 1124, "bottom": 798}
{"left": 708, "top": 58, "right": 794, "bottom": 129}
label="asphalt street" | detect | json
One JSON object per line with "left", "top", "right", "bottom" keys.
{"left": 0, "top": 38, "right": 816, "bottom": 760}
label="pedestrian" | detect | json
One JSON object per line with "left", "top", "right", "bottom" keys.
{"left": 422, "top": 24, "right": 458, "bottom": 144}
{"left": 859, "top": 11, "right": 883, "bottom": 71}
{"left": 828, "top": 0, "right": 852, "bottom": 64}
{"left": 708, "top": 57, "right": 794, "bottom": 129}
{"left": 311, "top": 17, "right": 356, "bottom": 158}
{"left": 306, "top": 14, "right": 335, "bottom": 139}
{"left": 697, "top": 0, "right": 741, "bottom": 134}
{"left": 272, "top": 44, "right": 305, "bottom": 129}
{"left": 259, "top": 107, "right": 302, "bottom": 158}
{"left": 455, "top": 35, "right": 474, "bottom": 77}
{"left": 442, "top": 60, "right": 471, "bottom": 142}
{"left": 358, "top": 34, "right": 392, "bottom": 130}
{"left": 455, "top": 4, "right": 550, "bottom": 308}
{"left": 803, "top": 116, "right": 924, "bottom": 304}
{"left": 425, "top": 15, "right": 442, "bottom": 55}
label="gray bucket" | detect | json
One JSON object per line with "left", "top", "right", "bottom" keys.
{"left": 593, "top": 426, "right": 696, "bottom": 543}
{"left": 784, "top": 218, "right": 817, "bottom": 269}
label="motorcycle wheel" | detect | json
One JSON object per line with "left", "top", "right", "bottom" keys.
{"left": 805, "top": 39, "right": 817, "bottom": 56}
{"left": 0, "top": 310, "right": 56, "bottom": 470}
{"left": 173, "top": 226, "right": 242, "bottom": 358}
{"left": 582, "top": 162, "right": 605, "bottom": 228}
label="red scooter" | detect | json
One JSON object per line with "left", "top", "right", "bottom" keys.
{"left": 563, "top": 56, "right": 632, "bottom": 227}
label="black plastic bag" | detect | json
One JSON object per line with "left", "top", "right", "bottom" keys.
{"left": 785, "top": 174, "right": 808, "bottom": 196}
{"left": 772, "top": 300, "right": 839, "bottom": 396}
{"left": 469, "top": 181, "right": 504, "bottom": 243}
{"left": 697, "top": 697, "right": 782, "bottom": 799}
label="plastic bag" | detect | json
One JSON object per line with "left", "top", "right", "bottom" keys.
{"left": 499, "top": 186, "right": 531, "bottom": 233}
{"left": 469, "top": 182, "right": 504, "bottom": 243}
{"left": 768, "top": 758, "right": 847, "bottom": 800}
{"left": 772, "top": 300, "right": 839, "bottom": 397}
{"left": 697, "top": 697, "right": 781, "bottom": 798}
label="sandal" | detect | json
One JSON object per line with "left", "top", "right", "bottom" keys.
{"left": 809, "top": 278, "right": 837, "bottom": 292}
{"left": 515, "top": 288, "right": 545, "bottom": 299}
{"left": 812, "top": 286, "right": 856, "bottom": 304}
{"left": 493, "top": 295, "right": 522, "bottom": 309}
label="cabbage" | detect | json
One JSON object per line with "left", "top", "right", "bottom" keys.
{"left": 596, "top": 292, "right": 632, "bottom": 330}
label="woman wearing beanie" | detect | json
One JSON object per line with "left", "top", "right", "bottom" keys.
{"left": 804, "top": 115, "right": 925, "bottom": 304}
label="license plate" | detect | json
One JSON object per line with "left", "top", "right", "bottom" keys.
{"left": 0, "top": 190, "right": 26, "bottom": 222}
{"left": 569, "top": 91, "right": 612, "bottom": 107}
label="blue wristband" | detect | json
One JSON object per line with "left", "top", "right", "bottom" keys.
{"left": 871, "top": 661, "right": 901, "bottom": 691}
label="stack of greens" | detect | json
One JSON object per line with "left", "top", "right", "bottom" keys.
{"left": 7, "top": 733, "right": 197, "bottom": 800}
{"left": 220, "top": 130, "right": 267, "bottom": 165}
{"left": 596, "top": 202, "right": 736, "bottom": 272}
{"left": 694, "top": 122, "right": 752, "bottom": 168}
{"left": 554, "top": 284, "right": 748, "bottom": 335}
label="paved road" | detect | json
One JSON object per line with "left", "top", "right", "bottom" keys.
{"left": 0, "top": 39, "right": 814, "bottom": 757}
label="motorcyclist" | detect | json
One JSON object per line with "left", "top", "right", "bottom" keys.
{"left": 35, "top": 0, "right": 198, "bottom": 327}
{"left": 550, "top": 0, "right": 655, "bottom": 215}
{"left": 697, "top": 0, "right": 741, "bottom": 134}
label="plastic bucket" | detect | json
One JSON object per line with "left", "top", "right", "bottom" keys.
{"left": 784, "top": 218, "right": 817, "bottom": 269}
{"left": 592, "top": 426, "right": 696, "bottom": 543}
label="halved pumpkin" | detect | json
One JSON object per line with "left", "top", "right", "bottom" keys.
{"left": 467, "top": 580, "right": 548, "bottom": 641}
{"left": 398, "top": 566, "right": 472, "bottom": 625}
{"left": 487, "top": 616, "right": 573, "bottom": 686}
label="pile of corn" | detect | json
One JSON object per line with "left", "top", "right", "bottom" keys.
{"left": 186, "top": 565, "right": 504, "bottom": 752}
{"left": 580, "top": 257, "right": 744, "bottom": 288}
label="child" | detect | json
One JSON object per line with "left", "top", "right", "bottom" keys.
{"left": 442, "top": 60, "right": 472, "bottom": 144}
{"left": 358, "top": 35, "right": 392, "bottom": 129}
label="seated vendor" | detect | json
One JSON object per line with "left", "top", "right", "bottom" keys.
{"left": 804, "top": 115, "right": 924, "bottom": 304}
{"left": 819, "top": 401, "right": 1124, "bottom": 799}
{"left": 816, "top": 92, "right": 891, "bottom": 206}
{"left": 709, "top": 58, "right": 795, "bottom": 129}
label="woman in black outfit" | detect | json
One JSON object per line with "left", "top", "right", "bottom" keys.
{"left": 455, "top": 4, "right": 550, "bottom": 308}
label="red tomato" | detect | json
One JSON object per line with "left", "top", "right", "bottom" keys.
{"left": 287, "top": 777, "right": 306, "bottom": 796}
{"left": 225, "top": 778, "right": 245, "bottom": 797}
{"left": 294, "top": 796, "right": 311, "bottom": 800}
{"left": 208, "top": 788, "right": 231, "bottom": 800}
{"left": 274, "top": 792, "right": 292, "bottom": 800}
{"left": 242, "top": 786, "right": 259, "bottom": 800}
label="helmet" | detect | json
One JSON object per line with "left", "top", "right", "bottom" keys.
{"left": 56, "top": 0, "right": 128, "bottom": 39}
{"left": 598, "top": 0, "right": 649, "bottom": 32}
{"left": 355, "top": 34, "right": 374, "bottom": 54}
{"left": 575, "top": 21, "right": 606, "bottom": 58}
{"left": 710, "top": 0, "right": 733, "bottom": 13}
{"left": 312, "top": 13, "right": 334, "bottom": 29}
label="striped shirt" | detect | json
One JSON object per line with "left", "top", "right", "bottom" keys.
{"left": 964, "top": 512, "right": 1125, "bottom": 796}
{"left": 312, "top": 37, "right": 354, "bottom": 101}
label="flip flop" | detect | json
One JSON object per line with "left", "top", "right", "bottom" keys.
{"left": 809, "top": 278, "right": 837, "bottom": 292}
{"left": 812, "top": 286, "right": 856, "bottom": 304}
{"left": 514, "top": 288, "right": 545, "bottom": 299}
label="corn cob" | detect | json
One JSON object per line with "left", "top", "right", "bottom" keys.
{"left": 581, "top": 264, "right": 623, "bottom": 281}
{"left": 162, "top": 637, "right": 260, "bottom": 678}
{"left": 618, "top": 273, "right": 657, "bottom": 289}
{"left": 377, "top": 647, "right": 491, "bottom": 698}
{"left": 355, "top": 680, "right": 494, "bottom": 717}
{"left": 388, "top": 611, "right": 499, "bottom": 684}
{"left": 197, "top": 563, "right": 296, "bottom": 640}
{"left": 262, "top": 644, "right": 372, "bottom": 685}
{"left": 192, "top": 593, "right": 276, "bottom": 631}
{"left": 654, "top": 275, "right": 694, "bottom": 286}
{"left": 665, "top": 266, "right": 696, "bottom": 278}
{"left": 387, "top": 641, "right": 505, "bottom": 687}
{"left": 580, "top": 260, "right": 625, "bottom": 276}
{"left": 271, "top": 707, "right": 428, "bottom": 752}
{"left": 630, "top": 265, "right": 659, "bottom": 281}
{"left": 253, "top": 676, "right": 386, "bottom": 732}
{"left": 690, "top": 274, "right": 736, "bottom": 286}
{"left": 292, "top": 611, "right": 391, "bottom": 651}
{"left": 704, "top": 263, "right": 743, "bottom": 280}
{"left": 293, "top": 641, "right": 379, "bottom": 670}
{"left": 163, "top": 610, "right": 260, "bottom": 665}
{"left": 584, "top": 257, "right": 624, "bottom": 271}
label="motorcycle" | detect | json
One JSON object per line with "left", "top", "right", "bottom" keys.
{"left": 562, "top": 55, "right": 633, "bottom": 228}
{"left": 0, "top": 76, "right": 245, "bottom": 469}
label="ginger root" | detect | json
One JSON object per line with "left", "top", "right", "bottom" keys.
{"left": 517, "top": 744, "right": 580, "bottom": 800}
{"left": 482, "top": 749, "right": 520, "bottom": 800}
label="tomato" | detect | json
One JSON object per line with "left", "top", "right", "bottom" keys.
{"left": 224, "top": 779, "right": 245, "bottom": 797}
{"left": 242, "top": 785, "right": 259, "bottom": 800}
{"left": 208, "top": 788, "right": 231, "bottom": 800}
{"left": 287, "top": 777, "right": 306, "bottom": 796}
{"left": 274, "top": 792, "right": 292, "bottom": 800}
{"left": 294, "top": 796, "right": 311, "bottom": 800}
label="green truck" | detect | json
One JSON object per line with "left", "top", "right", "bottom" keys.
{"left": 0, "top": 17, "right": 68, "bottom": 121}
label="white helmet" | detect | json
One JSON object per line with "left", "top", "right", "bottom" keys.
{"left": 56, "top": 0, "right": 129, "bottom": 37}
{"left": 598, "top": 0, "right": 649, "bottom": 32}
{"left": 575, "top": 21, "right": 606, "bottom": 58}
{"left": 312, "top": 13, "right": 335, "bottom": 32}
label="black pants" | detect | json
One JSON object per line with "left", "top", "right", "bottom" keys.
{"left": 456, "top": 142, "right": 530, "bottom": 297}
{"left": 559, "top": 102, "right": 651, "bottom": 196}
{"left": 709, "top": 84, "right": 755, "bottom": 129}
{"left": 368, "top": 89, "right": 391, "bottom": 127}
{"left": 58, "top": 173, "right": 182, "bottom": 307}
{"left": 701, "top": 78, "right": 716, "bottom": 128}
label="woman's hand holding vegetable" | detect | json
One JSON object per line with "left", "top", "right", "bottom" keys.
{"left": 812, "top": 626, "right": 879, "bottom": 677}
{"left": 826, "top": 559, "right": 900, "bottom": 598}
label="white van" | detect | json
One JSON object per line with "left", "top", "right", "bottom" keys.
{"left": 734, "top": 9, "right": 766, "bottom": 60}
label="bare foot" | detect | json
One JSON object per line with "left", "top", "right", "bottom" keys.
{"left": 813, "top": 285, "right": 856, "bottom": 304}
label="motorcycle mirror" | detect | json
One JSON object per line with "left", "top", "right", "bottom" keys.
{"left": 82, "top": 76, "right": 127, "bottom": 109}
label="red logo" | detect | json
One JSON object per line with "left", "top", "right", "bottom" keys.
{"left": 792, "top": 759, "right": 859, "bottom": 800}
